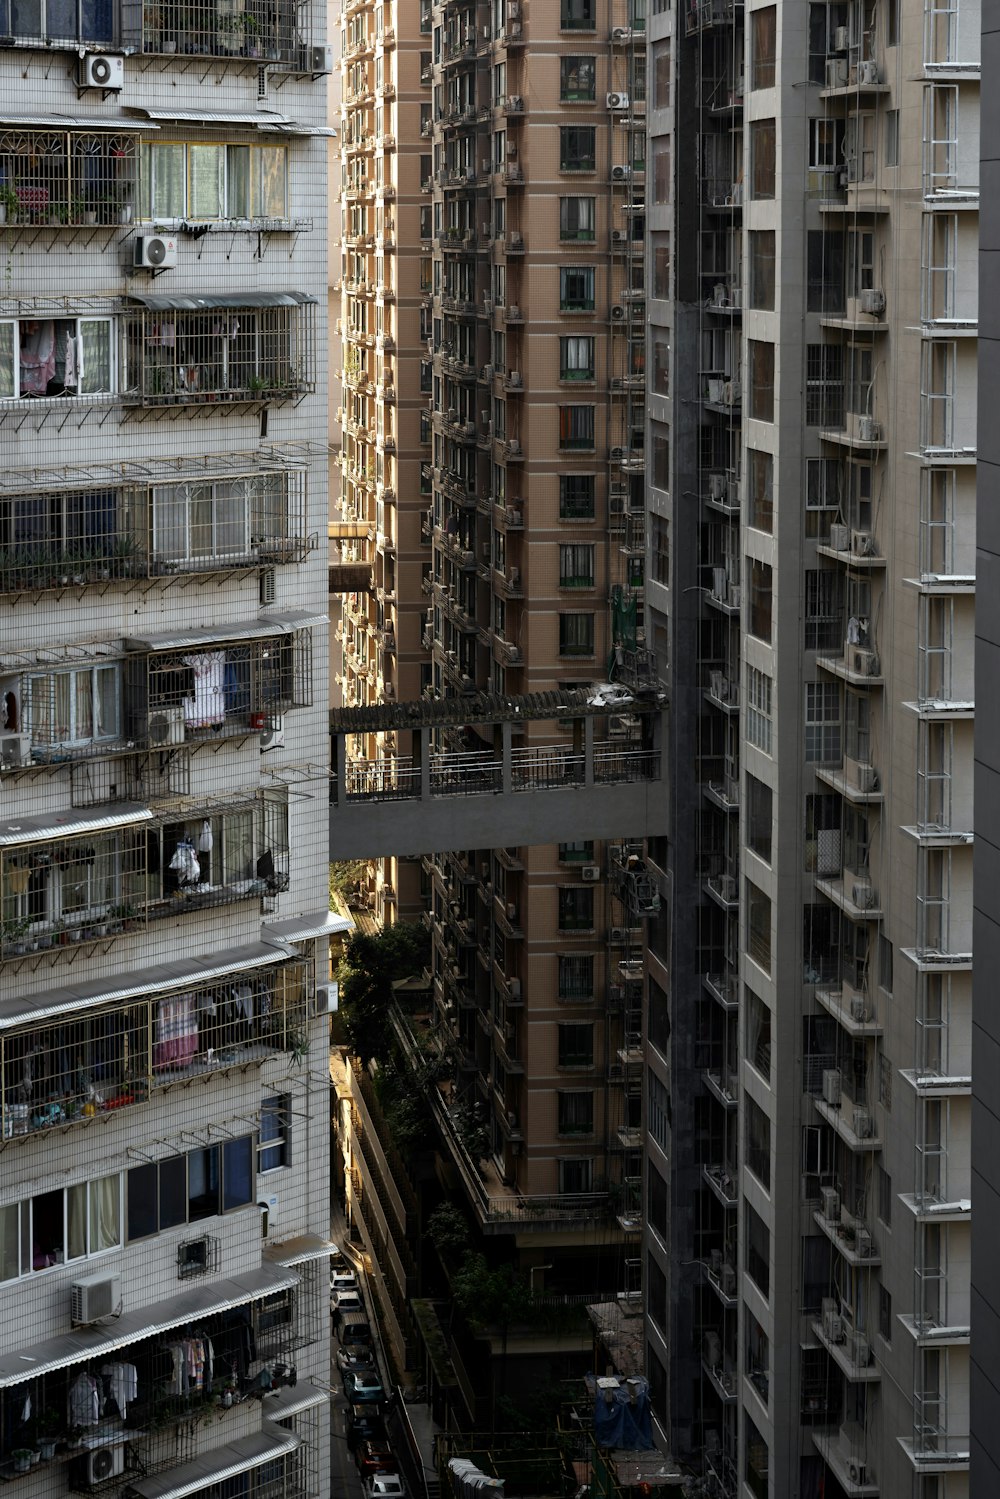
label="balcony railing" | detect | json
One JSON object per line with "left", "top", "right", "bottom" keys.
{"left": 0, "top": 127, "right": 139, "bottom": 230}
{"left": 0, "top": 957, "right": 309, "bottom": 1140}
{"left": 340, "top": 745, "right": 660, "bottom": 800}
{"left": 132, "top": 0, "right": 313, "bottom": 68}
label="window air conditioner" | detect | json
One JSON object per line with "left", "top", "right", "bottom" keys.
{"left": 508, "top": 977, "right": 521, "bottom": 999}
{"left": 859, "top": 287, "right": 885, "bottom": 315}
{"left": 611, "top": 445, "right": 625, "bottom": 461}
{"left": 821, "top": 1186, "right": 841, "bottom": 1222}
{"left": 507, "top": 370, "right": 522, "bottom": 387}
{"left": 822, "top": 1069, "right": 842, "bottom": 1106}
{"left": 611, "top": 229, "right": 627, "bottom": 244}
{"left": 709, "top": 472, "right": 726, "bottom": 499}
{"left": 259, "top": 715, "right": 285, "bottom": 752}
{"left": 508, "top": 305, "right": 521, "bottom": 319}
{"left": 824, "top": 1311, "right": 845, "bottom": 1343}
{"left": 71, "top": 1274, "right": 121, "bottom": 1325}
{"left": 78, "top": 53, "right": 124, "bottom": 89}
{"left": 581, "top": 865, "right": 601, "bottom": 882}
{"left": 607, "top": 92, "right": 630, "bottom": 110}
{"left": 829, "top": 522, "right": 850, "bottom": 552}
{"left": 147, "top": 705, "right": 186, "bottom": 746}
{"left": 85, "top": 1446, "right": 126, "bottom": 1485}
{"left": 859, "top": 415, "right": 882, "bottom": 443}
{"left": 134, "top": 234, "right": 178, "bottom": 271}
{"left": 0, "top": 733, "right": 31, "bottom": 770}
{"left": 507, "top": 94, "right": 523, "bottom": 111}
{"left": 854, "top": 1227, "right": 874, "bottom": 1257}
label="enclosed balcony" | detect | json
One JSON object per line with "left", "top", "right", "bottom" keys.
{"left": 131, "top": 0, "right": 318, "bottom": 70}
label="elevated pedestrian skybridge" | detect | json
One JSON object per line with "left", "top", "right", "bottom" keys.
{"left": 329, "top": 688, "right": 668, "bottom": 859}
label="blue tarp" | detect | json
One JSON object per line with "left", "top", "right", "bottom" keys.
{"left": 586, "top": 1375, "right": 654, "bottom": 1451}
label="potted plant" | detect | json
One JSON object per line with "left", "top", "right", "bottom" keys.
{"left": 34, "top": 1411, "right": 60, "bottom": 1460}
{"left": 0, "top": 183, "right": 17, "bottom": 225}
{"left": 11, "top": 1449, "right": 31, "bottom": 1474}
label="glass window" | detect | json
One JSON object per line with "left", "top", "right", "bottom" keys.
{"left": 748, "top": 230, "right": 775, "bottom": 309}
{"left": 560, "top": 0, "right": 595, "bottom": 27}
{"left": 559, "top": 612, "right": 595, "bottom": 657}
{"left": 653, "top": 141, "right": 670, "bottom": 203}
{"left": 752, "top": 7, "right": 776, "bottom": 87}
{"left": 748, "top": 340, "right": 774, "bottom": 422}
{"left": 558, "top": 1022, "right": 594, "bottom": 1067}
{"left": 653, "top": 39, "right": 671, "bottom": 107}
{"left": 805, "top": 682, "right": 841, "bottom": 762}
{"left": 259, "top": 1096, "right": 289, "bottom": 1172}
{"left": 750, "top": 119, "right": 776, "bottom": 198}
{"left": 746, "top": 880, "right": 772, "bottom": 973}
{"left": 559, "top": 841, "right": 594, "bottom": 863}
{"left": 560, "top": 265, "right": 595, "bottom": 310}
{"left": 559, "top": 195, "right": 595, "bottom": 240}
{"left": 559, "top": 474, "right": 595, "bottom": 519}
{"left": 746, "top": 989, "right": 772, "bottom": 1080}
{"left": 745, "top": 1201, "right": 770, "bottom": 1296}
{"left": 747, "top": 667, "right": 773, "bottom": 753}
{"left": 747, "top": 775, "right": 773, "bottom": 861}
{"left": 652, "top": 235, "right": 670, "bottom": 297}
{"left": 558, "top": 953, "right": 594, "bottom": 998}
{"left": 648, "top": 1071, "right": 669, "bottom": 1152}
{"left": 807, "top": 230, "right": 845, "bottom": 313}
{"left": 25, "top": 665, "right": 120, "bottom": 748}
{"left": 748, "top": 449, "right": 773, "bottom": 532}
{"left": 806, "top": 344, "right": 845, "bottom": 426}
{"left": 560, "top": 126, "right": 596, "bottom": 172}
{"left": 560, "top": 56, "right": 596, "bottom": 101}
{"left": 159, "top": 1155, "right": 187, "bottom": 1231}
{"left": 127, "top": 1163, "right": 158, "bottom": 1242}
{"left": 745, "top": 1095, "right": 771, "bottom": 1188}
{"left": 187, "top": 1146, "right": 220, "bottom": 1221}
{"left": 559, "top": 405, "right": 595, "bottom": 449}
{"left": 559, "top": 1158, "right": 593, "bottom": 1191}
{"left": 749, "top": 560, "right": 773, "bottom": 641}
{"left": 560, "top": 335, "right": 595, "bottom": 380}
{"left": 557, "top": 1090, "right": 594, "bottom": 1134}
{"left": 558, "top": 886, "right": 595, "bottom": 930}
{"left": 559, "top": 542, "right": 595, "bottom": 587}
{"left": 222, "top": 1136, "right": 254, "bottom": 1211}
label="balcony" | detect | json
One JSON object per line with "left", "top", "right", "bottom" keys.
{"left": 813, "top": 1193, "right": 881, "bottom": 1267}
{"left": 131, "top": 0, "right": 314, "bottom": 68}
{"left": 814, "top": 1088, "right": 882, "bottom": 1153}
{"left": 0, "top": 126, "right": 140, "bottom": 237}
{"left": 702, "top": 1164, "right": 738, "bottom": 1209}
{"left": 812, "top": 1316, "right": 881, "bottom": 1381}
{"left": 812, "top": 1428, "right": 879, "bottom": 1496}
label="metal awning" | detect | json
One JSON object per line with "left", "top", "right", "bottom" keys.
{"left": 0, "top": 803, "right": 152, "bottom": 849}
{"left": 0, "top": 1264, "right": 298, "bottom": 1387}
{"left": 127, "top": 291, "right": 317, "bottom": 312}
{"left": 261, "top": 910, "right": 353, "bottom": 945}
{"left": 123, "top": 610, "right": 328, "bottom": 652}
{"left": 0, "top": 113, "right": 160, "bottom": 130}
{"left": 125, "top": 1428, "right": 299, "bottom": 1499}
{"left": 266, "top": 1233, "right": 338, "bottom": 1267}
{"left": 132, "top": 108, "right": 332, "bottom": 135}
{"left": 0, "top": 938, "right": 298, "bottom": 1030}
{"left": 263, "top": 1382, "right": 329, "bottom": 1421}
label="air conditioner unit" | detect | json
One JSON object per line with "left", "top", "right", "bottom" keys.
{"left": 822, "top": 1069, "right": 842, "bottom": 1106}
{"left": 817, "top": 828, "right": 841, "bottom": 876}
{"left": 702, "top": 1330, "right": 721, "bottom": 1368}
{"left": 310, "top": 43, "right": 334, "bottom": 72}
{"left": 260, "top": 715, "right": 285, "bottom": 752}
{"left": 134, "top": 234, "right": 178, "bottom": 271}
{"left": 821, "top": 1186, "right": 841, "bottom": 1222}
{"left": 508, "top": 304, "right": 521, "bottom": 319}
{"left": 851, "top": 528, "right": 875, "bottom": 555}
{"left": 507, "top": 94, "right": 523, "bottom": 112}
{"left": 829, "top": 522, "right": 850, "bottom": 552}
{"left": 611, "top": 229, "right": 627, "bottom": 244}
{"left": 611, "top": 445, "right": 625, "bottom": 461}
{"left": 508, "top": 977, "right": 522, "bottom": 999}
{"left": 823, "top": 1309, "right": 845, "bottom": 1343}
{"left": 611, "top": 304, "right": 626, "bottom": 321}
{"left": 859, "top": 59, "right": 880, "bottom": 84}
{"left": 148, "top": 705, "right": 186, "bottom": 746}
{"left": 834, "top": 25, "right": 849, "bottom": 50}
{"left": 852, "top": 648, "right": 880, "bottom": 677}
{"left": 825, "top": 57, "right": 848, "bottom": 87}
{"left": 852, "top": 877, "right": 877, "bottom": 909}
{"left": 855, "top": 1226, "right": 874, "bottom": 1257}
{"left": 508, "top": 438, "right": 521, "bottom": 455}
{"left": 0, "top": 733, "right": 31, "bottom": 770}
{"left": 71, "top": 1274, "right": 121, "bottom": 1325}
{"left": 856, "top": 762, "right": 878, "bottom": 793}
{"left": 609, "top": 926, "right": 627, "bottom": 943}
{"left": 859, "top": 287, "right": 886, "bottom": 315}
{"left": 853, "top": 1106, "right": 873, "bottom": 1138}
{"left": 723, "top": 380, "right": 740, "bottom": 405}
{"left": 719, "top": 1264, "right": 736, "bottom": 1295}
{"left": 611, "top": 165, "right": 631, "bottom": 182}
{"left": 507, "top": 370, "right": 522, "bottom": 387}
{"left": 612, "top": 26, "right": 633, "bottom": 42}
{"left": 709, "top": 472, "right": 726, "bottom": 499}
{"left": 581, "top": 865, "right": 601, "bottom": 883}
{"left": 859, "top": 415, "right": 882, "bottom": 443}
{"left": 78, "top": 52, "right": 124, "bottom": 89}
{"left": 607, "top": 92, "right": 630, "bottom": 110}
{"left": 851, "top": 991, "right": 873, "bottom": 1023}
{"left": 85, "top": 1446, "right": 126, "bottom": 1485}
{"left": 507, "top": 565, "right": 520, "bottom": 585}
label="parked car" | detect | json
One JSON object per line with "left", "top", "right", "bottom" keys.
{"left": 337, "top": 1344, "right": 376, "bottom": 1375}
{"left": 332, "top": 1288, "right": 365, "bottom": 1320}
{"left": 364, "top": 1474, "right": 405, "bottom": 1499}
{"left": 345, "top": 1370, "right": 385, "bottom": 1405}
{"left": 331, "top": 1269, "right": 359, "bottom": 1295}
{"left": 356, "top": 1441, "right": 396, "bottom": 1479}
{"left": 346, "top": 1405, "right": 386, "bottom": 1454}
{"left": 341, "top": 1318, "right": 374, "bottom": 1349}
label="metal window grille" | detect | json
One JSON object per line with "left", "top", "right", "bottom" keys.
{"left": 1, "top": 827, "right": 148, "bottom": 964}
{"left": 129, "top": 0, "right": 312, "bottom": 69}
{"left": 127, "top": 300, "right": 316, "bottom": 407}
{"left": 0, "top": 956, "right": 310, "bottom": 1140}
{"left": 0, "top": 130, "right": 140, "bottom": 229}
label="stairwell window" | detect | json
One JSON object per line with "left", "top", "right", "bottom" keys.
{"left": 653, "top": 38, "right": 671, "bottom": 107}
{"left": 560, "top": 0, "right": 596, "bottom": 29}
{"left": 653, "top": 140, "right": 671, "bottom": 203}
{"left": 558, "top": 952, "right": 594, "bottom": 999}
{"left": 748, "top": 560, "right": 773, "bottom": 641}
{"left": 559, "top": 474, "right": 595, "bottom": 519}
{"left": 746, "top": 666, "right": 773, "bottom": 753}
{"left": 750, "top": 119, "right": 776, "bottom": 198}
{"left": 748, "top": 231, "right": 775, "bottom": 310}
{"left": 804, "top": 682, "right": 841, "bottom": 762}
{"left": 748, "top": 449, "right": 773, "bottom": 532}
{"left": 558, "top": 1158, "right": 593, "bottom": 1192}
{"left": 745, "top": 1095, "right": 771, "bottom": 1189}
{"left": 558, "top": 1022, "right": 594, "bottom": 1069}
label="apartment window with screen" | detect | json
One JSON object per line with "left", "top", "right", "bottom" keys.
{"left": 748, "top": 560, "right": 773, "bottom": 641}
{"left": 558, "top": 885, "right": 595, "bottom": 931}
{"left": 557, "top": 1090, "right": 594, "bottom": 1135}
{"left": 746, "top": 666, "right": 772, "bottom": 752}
{"left": 560, "top": 196, "right": 595, "bottom": 241}
{"left": 560, "top": 266, "right": 595, "bottom": 311}
{"left": 748, "top": 231, "right": 775, "bottom": 310}
{"left": 805, "top": 570, "right": 841, "bottom": 650}
{"left": 559, "top": 612, "right": 594, "bottom": 658}
{"left": 558, "top": 1022, "right": 594, "bottom": 1069}
{"left": 141, "top": 143, "right": 288, "bottom": 222}
{"left": 561, "top": 56, "right": 596, "bottom": 101}
{"left": 559, "top": 543, "right": 595, "bottom": 589}
{"left": 560, "top": 0, "right": 595, "bottom": 28}
{"left": 747, "top": 775, "right": 773, "bottom": 862}
{"left": 745, "top": 1095, "right": 771, "bottom": 1189}
{"left": 806, "top": 343, "right": 844, "bottom": 426}
{"left": 806, "top": 457, "right": 841, "bottom": 537}
{"left": 748, "top": 340, "right": 774, "bottom": 422}
{"left": 746, "top": 989, "right": 772, "bottom": 1080}
{"left": 746, "top": 881, "right": 772, "bottom": 973}
{"left": 558, "top": 953, "right": 594, "bottom": 999}
{"left": 258, "top": 1096, "right": 289, "bottom": 1173}
{"left": 653, "top": 39, "right": 671, "bottom": 107}
{"left": 805, "top": 682, "right": 841, "bottom": 762}
{"left": 559, "top": 405, "right": 595, "bottom": 450}
{"left": 559, "top": 474, "right": 595, "bottom": 519}
{"left": 752, "top": 6, "right": 776, "bottom": 87}
{"left": 560, "top": 126, "right": 596, "bottom": 172}
{"left": 560, "top": 336, "right": 595, "bottom": 381}
{"left": 651, "top": 516, "right": 669, "bottom": 586}
{"left": 748, "top": 449, "right": 773, "bottom": 532}
{"left": 750, "top": 119, "right": 776, "bottom": 198}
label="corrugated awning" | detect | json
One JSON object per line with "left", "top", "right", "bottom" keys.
{"left": 0, "top": 113, "right": 160, "bottom": 130}
{"left": 131, "top": 108, "right": 335, "bottom": 137}
{"left": 124, "top": 1428, "right": 299, "bottom": 1499}
{"left": 0, "top": 1264, "right": 298, "bottom": 1387}
{"left": 262, "top": 910, "right": 353, "bottom": 945}
{"left": 123, "top": 610, "right": 328, "bottom": 652}
{"left": 0, "top": 938, "right": 297, "bottom": 1030}
{"left": 0, "top": 803, "right": 151, "bottom": 849}
{"left": 266, "top": 1234, "right": 338, "bottom": 1267}
{"left": 263, "top": 1381, "right": 329, "bottom": 1421}
{"left": 127, "top": 290, "right": 316, "bottom": 312}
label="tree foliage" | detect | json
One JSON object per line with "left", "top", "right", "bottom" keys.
{"left": 426, "top": 1202, "right": 472, "bottom": 1263}
{"left": 451, "top": 1252, "right": 532, "bottom": 1331}
{"left": 337, "top": 921, "right": 429, "bottom": 1063}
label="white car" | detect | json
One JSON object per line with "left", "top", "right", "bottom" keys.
{"left": 331, "top": 1269, "right": 359, "bottom": 1295}
{"left": 333, "top": 1288, "right": 365, "bottom": 1316}
{"left": 364, "top": 1475, "right": 406, "bottom": 1499}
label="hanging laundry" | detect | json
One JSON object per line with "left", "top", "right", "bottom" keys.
{"left": 169, "top": 838, "right": 200, "bottom": 885}
{"left": 100, "top": 1362, "right": 138, "bottom": 1420}
{"left": 68, "top": 1371, "right": 100, "bottom": 1428}
{"left": 182, "top": 650, "right": 226, "bottom": 728}
{"left": 153, "top": 993, "right": 198, "bottom": 1068}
